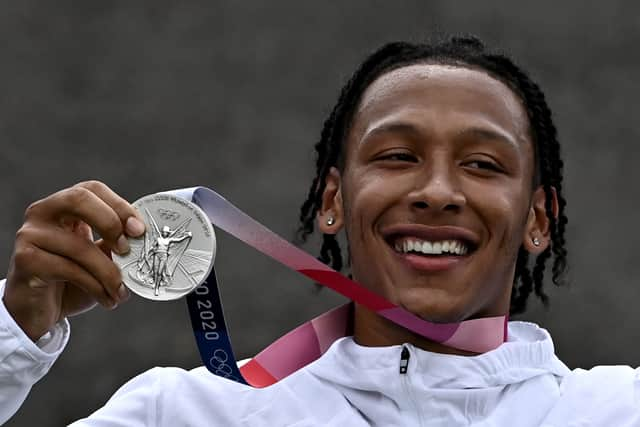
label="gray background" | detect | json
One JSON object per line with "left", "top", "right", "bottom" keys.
{"left": 2, "top": 1, "right": 639, "bottom": 425}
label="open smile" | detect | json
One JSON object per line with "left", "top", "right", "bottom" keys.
{"left": 382, "top": 224, "right": 480, "bottom": 272}
{"left": 394, "top": 237, "right": 470, "bottom": 255}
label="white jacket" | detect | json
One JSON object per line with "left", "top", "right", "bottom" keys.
{"left": 2, "top": 292, "right": 640, "bottom": 426}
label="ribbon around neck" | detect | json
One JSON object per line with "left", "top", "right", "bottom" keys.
{"left": 167, "top": 187, "right": 507, "bottom": 387}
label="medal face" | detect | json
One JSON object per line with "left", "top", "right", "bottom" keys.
{"left": 113, "top": 193, "right": 216, "bottom": 301}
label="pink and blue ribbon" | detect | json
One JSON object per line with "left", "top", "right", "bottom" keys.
{"left": 168, "top": 187, "right": 508, "bottom": 387}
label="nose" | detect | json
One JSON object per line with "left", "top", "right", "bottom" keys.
{"left": 408, "top": 163, "right": 466, "bottom": 212}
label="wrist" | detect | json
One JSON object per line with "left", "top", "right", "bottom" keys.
{"left": 2, "top": 288, "right": 56, "bottom": 342}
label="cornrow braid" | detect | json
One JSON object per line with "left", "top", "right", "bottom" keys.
{"left": 296, "top": 35, "right": 568, "bottom": 315}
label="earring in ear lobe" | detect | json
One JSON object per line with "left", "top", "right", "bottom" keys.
{"left": 532, "top": 237, "right": 540, "bottom": 247}
{"left": 326, "top": 217, "right": 335, "bottom": 226}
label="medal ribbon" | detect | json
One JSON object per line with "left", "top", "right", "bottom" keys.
{"left": 168, "top": 187, "right": 507, "bottom": 387}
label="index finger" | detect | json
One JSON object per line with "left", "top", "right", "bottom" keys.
{"left": 74, "top": 181, "right": 146, "bottom": 237}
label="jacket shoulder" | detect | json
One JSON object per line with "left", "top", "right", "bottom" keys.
{"left": 542, "top": 366, "right": 640, "bottom": 426}
{"left": 76, "top": 366, "right": 252, "bottom": 426}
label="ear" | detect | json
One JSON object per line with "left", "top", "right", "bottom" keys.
{"left": 317, "top": 167, "right": 344, "bottom": 234}
{"left": 522, "top": 186, "right": 559, "bottom": 254}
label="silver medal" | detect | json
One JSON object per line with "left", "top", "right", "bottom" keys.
{"left": 113, "top": 193, "right": 216, "bottom": 301}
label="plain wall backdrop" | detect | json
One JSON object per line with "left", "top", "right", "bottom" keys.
{"left": 2, "top": 1, "right": 639, "bottom": 425}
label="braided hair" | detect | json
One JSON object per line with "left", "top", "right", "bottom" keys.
{"left": 297, "top": 35, "right": 568, "bottom": 315}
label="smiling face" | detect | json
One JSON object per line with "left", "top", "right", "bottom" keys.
{"left": 319, "top": 64, "right": 552, "bottom": 332}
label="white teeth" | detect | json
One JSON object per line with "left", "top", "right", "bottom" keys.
{"left": 395, "top": 238, "right": 470, "bottom": 256}
{"left": 422, "top": 241, "right": 433, "bottom": 254}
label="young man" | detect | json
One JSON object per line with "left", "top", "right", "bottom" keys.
{"left": 2, "top": 37, "right": 637, "bottom": 426}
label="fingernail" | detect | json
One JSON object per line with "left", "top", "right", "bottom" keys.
{"left": 126, "top": 217, "right": 145, "bottom": 236}
{"left": 116, "top": 235, "right": 130, "bottom": 254}
{"left": 117, "top": 283, "right": 129, "bottom": 301}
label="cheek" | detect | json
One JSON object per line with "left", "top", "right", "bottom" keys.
{"left": 468, "top": 181, "right": 530, "bottom": 252}
{"left": 344, "top": 172, "right": 396, "bottom": 231}
{"left": 343, "top": 169, "right": 421, "bottom": 230}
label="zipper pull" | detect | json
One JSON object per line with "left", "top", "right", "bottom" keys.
{"left": 399, "top": 346, "right": 410, "bottom": 374}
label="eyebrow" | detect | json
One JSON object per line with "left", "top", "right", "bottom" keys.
{"left": 360, "top": 122, "right": 423, "bottom": 144}
{"left": 456, "top": 127, "right": 520, "bottom": 150}
{"left": 361, "top": 122, "right": 520, "bottom": 150}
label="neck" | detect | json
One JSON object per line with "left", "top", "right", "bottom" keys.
{"left": 352, "top": 303, "right": 481, "bottom": 356}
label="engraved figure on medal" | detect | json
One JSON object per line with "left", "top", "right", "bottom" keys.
{"left": 135, "top": 212, "right": 195, "bottom": 296}
{"left": 113, "top": 194, "right": 216, "bottom": 301}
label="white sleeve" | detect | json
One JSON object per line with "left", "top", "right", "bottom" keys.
{"left": 0, "top": 279, "right": 70, "bottom": 425}
{"left": 69, "top": 368, "right": 164, "bottom": 427}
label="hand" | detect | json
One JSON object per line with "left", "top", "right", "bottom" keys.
{"left": 2, "top": 181, "right": 146, "bottom": 341}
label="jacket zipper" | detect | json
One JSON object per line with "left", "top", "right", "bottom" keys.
{"left": 399, "top": 345, "right": 426, "bottom": 426}
{"left": 399, "top": 346, "right": 410, "bottom": 374}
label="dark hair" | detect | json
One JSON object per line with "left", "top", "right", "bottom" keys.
{"left": 297, "top": 35, "right": 567, "bottom": 315}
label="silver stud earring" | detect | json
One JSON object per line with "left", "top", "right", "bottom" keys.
{"left": 326, "top": 216, "right": 335, "bottom": 226}
{"left": 532, "top": 237, "right": 540, "bottom": 246}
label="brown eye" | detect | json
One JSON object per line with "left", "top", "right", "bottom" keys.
{"left": 377, "top": 152, "right": 418, "bottom": 162}
{"left": 465, "top": 160, "right": 503, "bottom": 172}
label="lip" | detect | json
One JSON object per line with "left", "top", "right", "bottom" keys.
{"left": 381, "top": 224, "right": 480, "bottom": 273}
{"left": 393, "top": 251, "right": 470, "bottom": 272}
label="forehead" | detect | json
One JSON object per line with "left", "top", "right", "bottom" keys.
{"left": 352, "top": 64, "right": 530, "bottom": 144}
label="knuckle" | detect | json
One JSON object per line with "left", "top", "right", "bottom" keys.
{"left": 23, "top": 200, "right": 43, "bottom": 220}
{"left": 65, "top": 186, "right": 92, "bottom": 205}
{"left": 14, "top": 225, "right": 36, "bottom": 244}
{"left": 13, "top": 244, "right": 37, "bottom": 271}
{"left": 76, "top": 180, "right": 107, "bottom": 193}
{"left": 14, "top": 226, "right": 28, "bottom": 242}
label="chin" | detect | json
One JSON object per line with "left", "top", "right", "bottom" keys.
{"left": 396, "top": 289, "right": 474, "bottom": 324}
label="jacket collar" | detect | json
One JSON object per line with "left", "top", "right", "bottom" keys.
{"left": 306, "top": 321, "right": 570, "bottom": 391}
